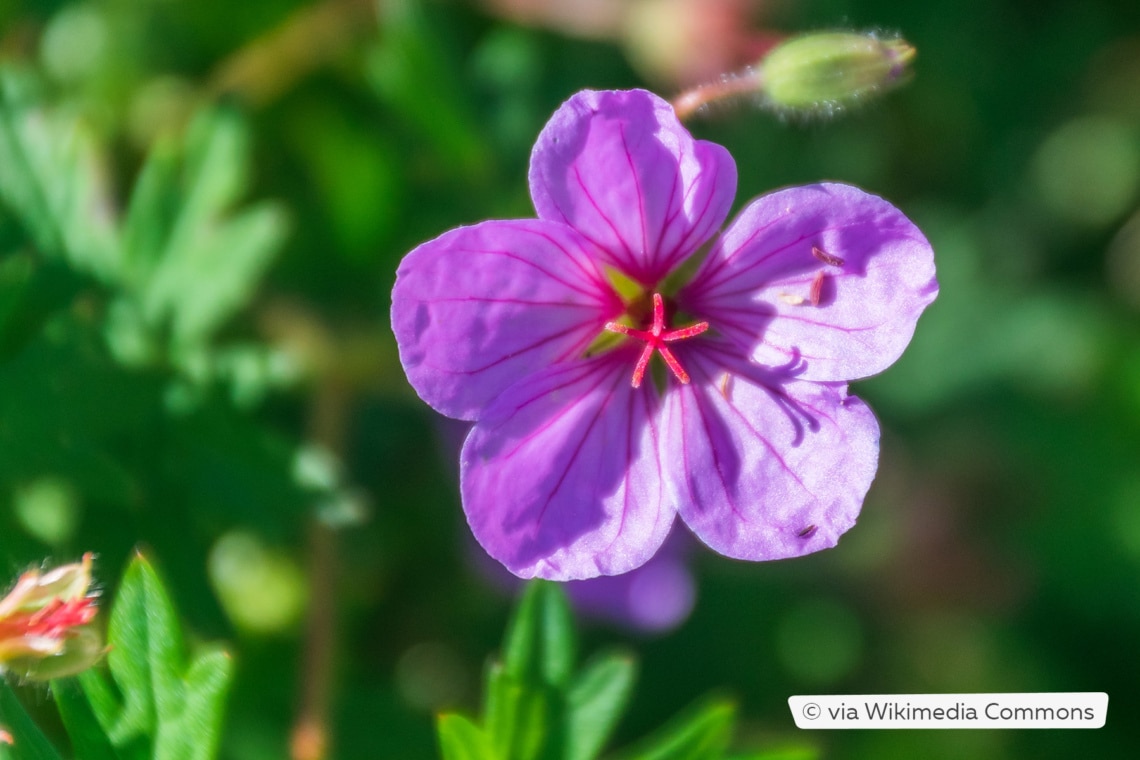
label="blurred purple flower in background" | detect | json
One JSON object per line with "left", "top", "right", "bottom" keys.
{"left": 562, "top": 528, "right": 696, "bottom": 632}
{"left": 392, "top": 89, "right": 937, "bottom": 581}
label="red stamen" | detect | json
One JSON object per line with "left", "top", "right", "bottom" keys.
{"left": 812, "top": 246, "right": 845, "bottom": 267}
{"left": 604, "top": 293, "right": 709, "bottom": 388}
{"left": 657, "top": 345, "right": 690, "bottom": 383}
{"left": 810, "top": 271, "right": 825, "bottom": 306}
{"left": 631, "top": 343, "right": 655, "bottom": 388}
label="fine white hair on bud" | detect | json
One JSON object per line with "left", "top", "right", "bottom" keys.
{"left": 671, "top": 30, "right": 915, "bottom": 122}
{"left": 760, "top": 31, "right": 915, "bottom": 118}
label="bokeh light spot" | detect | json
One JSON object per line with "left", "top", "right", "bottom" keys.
{"left": 13, "top": 477, "right": 81, "bottom": 546}
{"left": 209, "top": 531, "right": 308, "bottom": 635}
{"left": 1032, "top": 115, "right": 1140, "bottom": 227}
{"left": 776, "top": 598, "right": 863, "bottom": 685}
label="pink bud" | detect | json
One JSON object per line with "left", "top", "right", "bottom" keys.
{"left": 0, "top": 553, "right": 103, "bottom": 680}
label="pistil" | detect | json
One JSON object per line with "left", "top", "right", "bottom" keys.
{"left": 604, "top": 293, "right": 709, "bottom": 387}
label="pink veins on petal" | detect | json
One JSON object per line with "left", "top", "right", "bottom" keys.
{"left": 605, "top": 293, "right": 709, "bottom": 387}
{"left": 391, "top": 88, "right": 939, "bottom": 580}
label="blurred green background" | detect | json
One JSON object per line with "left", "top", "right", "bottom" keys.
{"left": 2, "top": 0, "right": 1140, "bottom": 758}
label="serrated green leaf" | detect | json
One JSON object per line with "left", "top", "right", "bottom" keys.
{"left": 51, "top": 680, "right": 120, "bottom": 760}
{"left": 436, "top": 713, "right": 496, "bottom": 760}
{"left": 0, "top": 69, "right": 120, "bottom": 279}
{"left": 91, "top": 554, "right": 233, "bottom": 760}
{"left": 564, "top": 651, "right": 636, "bottom": 760}
{"left": 0, "top": 682, "right": 64, "bottom": 760}
{"left": 104, "top": 555, "right": 184, "bottom": 746}
{"left": 502, "top": 582, "right": 576, "bottom": 691}
{"left": 179, "top": 108, "right": 249, "bottom": 220}
{"left": 610, "top": 697, "right": 736, "bottom": 760}
{"left": 125, "top": 107, "right": 287, "bottom": 353}
{"left": 164, "top": 203, "right": 288, "bottom": 348}
{"left": 120, "top": 138, "right": 181, "bottom": 290}
{"left": 153, "top": 648, "right": 232, "bottom": 760}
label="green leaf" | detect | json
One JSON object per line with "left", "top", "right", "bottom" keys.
{"left": 480, "top": 582, "right": 575, "bottom": 760}
{"left": 161, "top": 648, "right": 232, "bottom": 760}
{"left": 483, "top": 666, "right": 557, "bottom": 760}
{"left": 610, "top": 697, "right": 736, "bottom": 760}
{"left": 51, "top": 680, "right": 120, "bottom": 760}
{"left": 75, "top": 670, "right": 122, "bottom": 746}
{"left": 162, "top": 202, "right": 287, "bottom": 349}
{"left": 502, "top": 581, "right": 576, "bottom": 690}
{"left": 0, "top": 72, "right": 284, "bottom": 366}
{"left": 0, "top": 682, "right": 64, "bottom": 760}
{"left": 84, "top": 553, "right": 234, "bottom": 760}
{"left": 119, "top": 137, "right": 181, "bottom": 291}
{"left": 436, "top": 714, "right": 496, "bottom": 760}
{"left": 103, "top": 555, "right": 182, "bottom": 745}
{"left": 0, "top": 68, "right": 120, "bottom": 278}
{"left": 126, "top": 108, "right": 288, "bottom": 352}
{"left": 564, "top": 652, "right": 637, "bottom": 760}
{"left": 724, "top": 746, "right": 820, "bottom": 760}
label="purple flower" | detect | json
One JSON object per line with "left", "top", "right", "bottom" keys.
{"left": 392, "top": 89, "right": 937, "bottom": 581}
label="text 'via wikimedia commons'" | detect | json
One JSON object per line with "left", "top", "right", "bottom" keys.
{"left": 789, "top": 693, "right": 1108, "bottom": 729}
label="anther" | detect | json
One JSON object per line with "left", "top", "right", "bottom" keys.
{"left": 812, "top": 246, "right": 845, "bottom": 267}
{"left": 797, "top": 524, "right": 818, "bottom": 539}
{"left": 810, "top": 271, "right": 825, "bottom": 306}
{"left": 718, "top": 372, "right": 733, "bottom": 400}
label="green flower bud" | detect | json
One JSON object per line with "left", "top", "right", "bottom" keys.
{"left": 761, "top": 32, "right": 915, "bottom": 115}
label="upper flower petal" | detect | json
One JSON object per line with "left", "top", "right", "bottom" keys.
{"left": 461, "top": 352, "right": 675, "bottom": 580}
{"left": 678, "top": 183, "right": 938, "bottom": 381}
{"left": 661, "top": 342, "right": 879, "bottom": 560}
{"left": 529, "top": 89, "right": 737, "bottom": 286}
{"left": 392, "top": 219, "right": 621, "bottom": 420}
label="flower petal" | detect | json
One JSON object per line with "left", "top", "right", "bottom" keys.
{"left": 529, "top": 89, "right": 736, "bottom": 285}
{"left": 679, "top": 183, "right": 938, "bottom": 381}
{"left": 392, "top": 219, "right": 621, "bottom": 420}
{"left": 461, "top": 353, "right": 674, "bottom": 580}
{"left": 661, "top": 343, "right": 879, "bottom": 560}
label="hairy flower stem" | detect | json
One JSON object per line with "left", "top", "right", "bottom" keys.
{"left": 291, "top": 379, "right": 351, "bottom": 760}
{"left": 671, "top": 69, "right": 765, "bottom": 121}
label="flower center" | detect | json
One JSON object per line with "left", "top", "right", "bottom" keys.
{"left": 604, "top": 292, "right": 709, "bottom": 388}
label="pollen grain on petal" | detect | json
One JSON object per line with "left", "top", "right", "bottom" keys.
{"left": 718, "top": 372, "right": 734, "bottom": 400}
